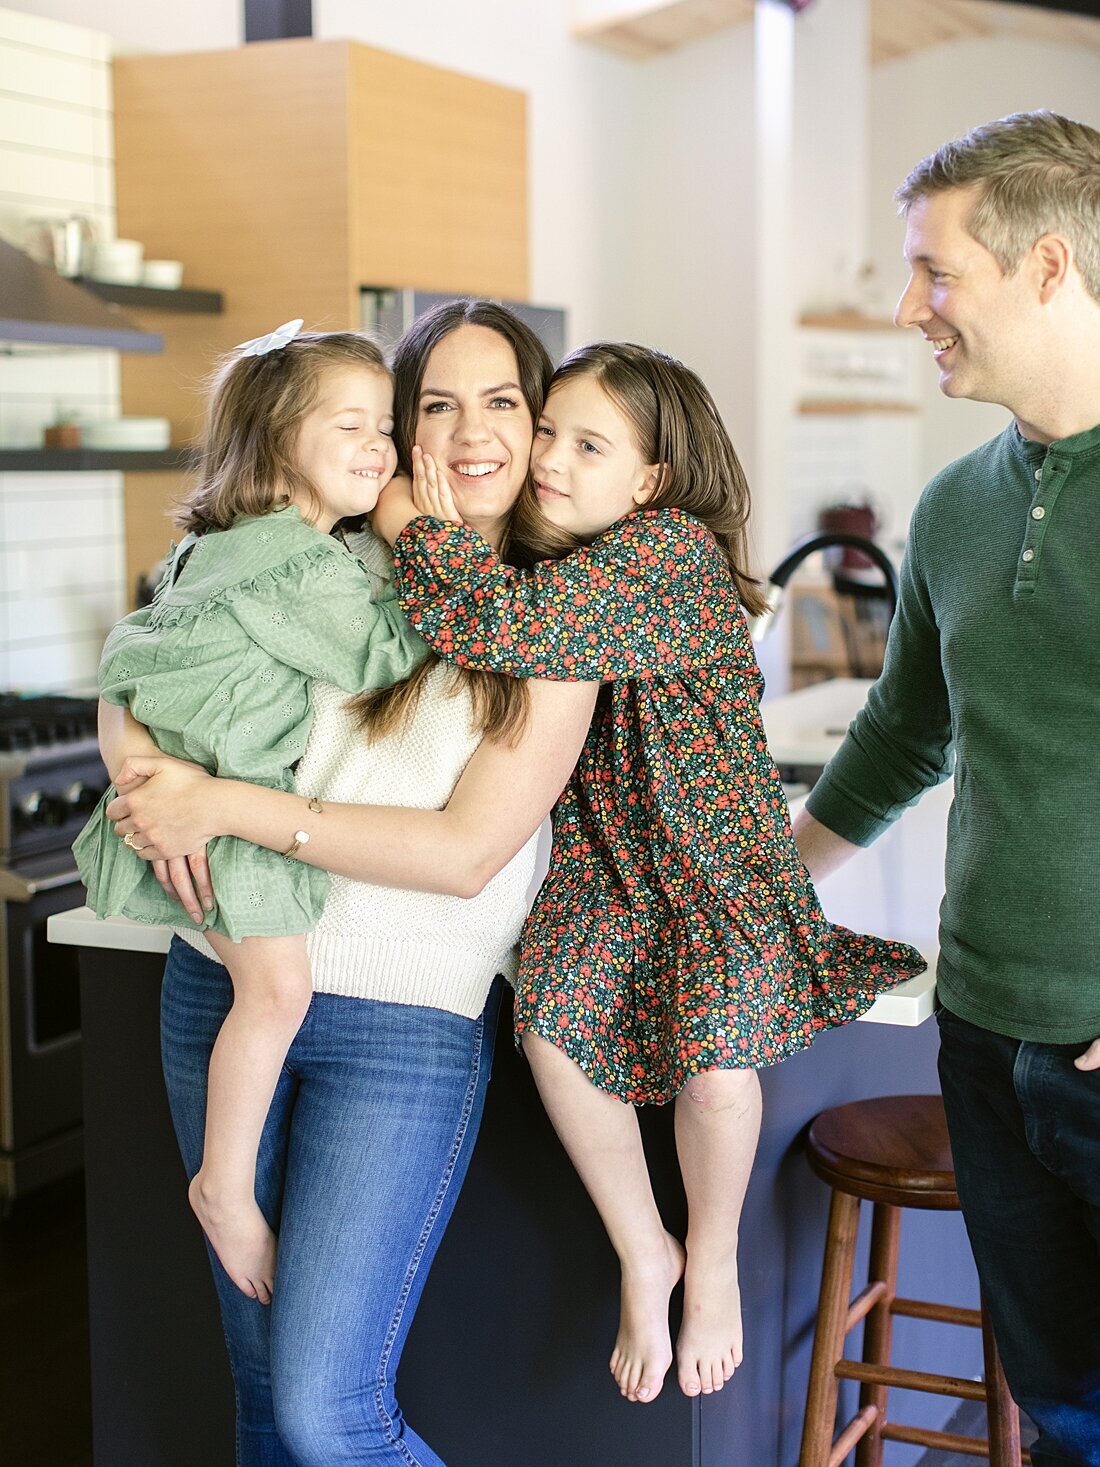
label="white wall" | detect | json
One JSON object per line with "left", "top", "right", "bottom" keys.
{"left": 0, "top": 5, "right": 127, "bottom": 691}
{"left": 316, "top": 0, "right": 761, "bottom": 497}
{"left": 869, "top": 34, "right": 1100, "bottom": 486}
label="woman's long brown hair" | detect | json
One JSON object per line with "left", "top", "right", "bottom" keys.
{"left": 350, "top": 300, "right": 554, "bottom": 746}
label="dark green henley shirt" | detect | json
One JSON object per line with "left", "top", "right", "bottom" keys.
{"left": 806, "top": 419, "right": 1100, "bottom": 1044}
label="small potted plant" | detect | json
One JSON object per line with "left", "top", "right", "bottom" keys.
{"left": 42, "top": 405, "right": 83, "bottom": 451}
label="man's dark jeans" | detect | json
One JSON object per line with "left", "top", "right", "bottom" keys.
{"left": 937, "top": 1005, "right": 1100, "bottom": 1466}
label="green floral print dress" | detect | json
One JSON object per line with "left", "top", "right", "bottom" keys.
{"left": 393, "top": 506, "right": 925, "bottom": 1105}
{"left": 74, "top": 509, "right": 425, "bottom": 941}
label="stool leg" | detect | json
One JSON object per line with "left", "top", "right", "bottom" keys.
{"left": 854, "top": 1203, "right": 900, "bottom": 1467}
{"left": 800, "top": 1189, "right": 861, "bottom": 1467}
{"left": 981, "top": 1296, "right": 1022, "bottom": 1467}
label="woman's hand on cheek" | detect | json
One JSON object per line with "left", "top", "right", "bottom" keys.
{"left": 412, "top": 446, "right": 464, "bottom": 525}
{"left": 371, "top": 474, "right": 421, "bottom": 546}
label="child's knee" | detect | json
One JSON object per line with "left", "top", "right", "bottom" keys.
{"left": 681, "top": 1068, "right": 758, "bottom": 1113}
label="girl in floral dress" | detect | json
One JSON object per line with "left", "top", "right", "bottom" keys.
{"left": 385, "top": 342, "right": 925, "bottom": 1407}
{"left": 75, "top": 324, "right": 425, "bottom": 1307}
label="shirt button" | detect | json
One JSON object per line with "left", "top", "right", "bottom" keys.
{"left": 1031, "top": 506, "right": 1046, "bottom": 520}
{"left": 1022, "top": 548, "right": 1035, "bottom": 563}
{"left": 1034, "top": 467, "right": 1042, "bottom": 480}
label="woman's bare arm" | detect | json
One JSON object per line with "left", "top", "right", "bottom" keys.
{"left": 98, "top": 699, "right": 158, "bottom": 780}
{"left": 108, "top": 679, "right": 598, "bottom": 897}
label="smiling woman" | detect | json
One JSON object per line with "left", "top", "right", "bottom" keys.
{"left": 414, "top": 326, "right": 535, "bottom": 540}
{"left": 97, "top": 299, "right": 599, "bottom": 1467}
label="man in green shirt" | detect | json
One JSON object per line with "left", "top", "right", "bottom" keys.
{"left": 793, "top": 110, "right": 1100, "bottom": 1466}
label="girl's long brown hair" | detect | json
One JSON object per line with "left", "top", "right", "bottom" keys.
{"left": 351, "top": 300, "right": 554, "bottom": 746}
{"left": 179, "top": 332, "right": 389, "bottom": 533}
{"left": 510, "top": 342, "right": 766, "bottom": 619}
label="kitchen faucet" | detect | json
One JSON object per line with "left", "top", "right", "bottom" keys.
{"left": 747, "top": 531, "right": 899, "bottom": 644}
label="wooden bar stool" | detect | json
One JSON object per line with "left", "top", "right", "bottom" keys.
{"left": 798, "top": 1094, "right": 1029, "bottom": 1467}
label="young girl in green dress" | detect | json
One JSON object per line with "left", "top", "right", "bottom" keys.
{"left": 75, "top": 323, "right": 425, "bottom": 1306}
{"left": 385, "top": 342, "right": 925, "bottom": 1407}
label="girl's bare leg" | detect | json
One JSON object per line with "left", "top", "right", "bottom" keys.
{"left": 673, "top": 1067, "right": 762, "bottom": 1396}
{"left": 522, "top": 1033, "right": 685, "bottom": 1404}
{"left": 190, "top": 932, "right": 312, "bottom": 1304}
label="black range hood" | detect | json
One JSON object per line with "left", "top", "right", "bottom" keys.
{"left": 0, "top": 238, "right": 162, "bottom": 353}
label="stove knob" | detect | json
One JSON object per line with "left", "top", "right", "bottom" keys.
{"left": 16, "top": 790, "right": 68, "bottom": 829}
{"left": 65, "top": 781, "right": 104, "bottom": 815}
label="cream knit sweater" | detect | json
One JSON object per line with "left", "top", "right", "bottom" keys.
{"left": 175, "top": 529, "right": 540, "bottom": 1020}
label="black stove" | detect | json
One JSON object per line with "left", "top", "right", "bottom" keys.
{"left": 0, "top": 694, "right": 106, "bottom": 865}
{"left": 0, "top": 692, "right": 106, "bottom": 1208}
{"left": 0, "top": 693, "right": 100, "bottom": 754}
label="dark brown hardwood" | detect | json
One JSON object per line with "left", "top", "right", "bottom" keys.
{"left": 0, "top": 1175, "right": 92, "bottom": 1467}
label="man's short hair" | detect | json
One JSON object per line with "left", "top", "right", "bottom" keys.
{"left": 896, "top": 110, "right": 1100, "bottom": 304}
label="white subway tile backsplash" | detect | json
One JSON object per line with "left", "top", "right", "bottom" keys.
{"left": 0, "top": 6, "right": 109, "bottom": 62}
{"left": 5, "top": 582, "right": 124, "bottom": 643}
{"left": 0, "top": 396, "right": 59, "bottom": 447}
{"left": 8, "top": 630, "right": 103, "bottom": 692}
{"left": 0, "top": 93, "right": 109, "bottom": 158}
{"left": 0, "top": 351, "right": 113, "bottom": 399}
{"left": 0, "top": 199, "right": 115, "bottom": 254}
{"left": 1, "top": 536, "right": 124, "bottom": 596}
{"left": 0, "top": 40, "right": 107, "bottom": 110}
{"left": 0, "top": 141, "right": 100, "bottom": 208}
{"left": 0, "top": 6, "right": 121, "bottom": 694}
{"left": 93, "top": 157, "right": 114, "bottom": 212}
{"left": 0, "top": 474, "right": 124, "bottom": 545}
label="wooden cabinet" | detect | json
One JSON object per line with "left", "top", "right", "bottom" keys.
{"left": 111, "top": 38, "right": 528, "bottom": 587}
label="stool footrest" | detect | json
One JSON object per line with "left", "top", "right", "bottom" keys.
{"left": 835, "top": 1359, "right": 986, "bottom": 1401}
{"left": 892, "top": 1295, "right": 982, "bottom": 1328}
{"left": 845, "top": 1279, "right": 889, "bottom": 1332}
{"left": 827, "top": 1404, "right": 878, "bottom": 1467}
{"left": 881, "top": 1421, "right": 1031, "bottom": 1463}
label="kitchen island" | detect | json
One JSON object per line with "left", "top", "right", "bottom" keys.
{"left": 51, "top": 680, "right": 975, "bottom": 1467}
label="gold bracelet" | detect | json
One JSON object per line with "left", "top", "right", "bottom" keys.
{"left": 282, "top": 798, "right": 323, "bottom": 860}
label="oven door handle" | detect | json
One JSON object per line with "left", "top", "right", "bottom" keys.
{"left": 0, "top": 868, "right": 82, "bottom": 902}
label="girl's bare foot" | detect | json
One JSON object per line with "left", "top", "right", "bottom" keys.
{"left": 188, "top": 1171, "right": 277, "bottom": 1305}
{"left": 609, "top": 1232, "right": 686, "bottom": 1404}
{"left": 676, "top": 1245, "right": 743, "bottom": 1396}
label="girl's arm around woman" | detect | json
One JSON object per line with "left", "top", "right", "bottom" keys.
{"left": 392, "top": 508, "right": 744, "bottom": 683}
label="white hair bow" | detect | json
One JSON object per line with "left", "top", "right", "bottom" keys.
{"left": 237, "top": 318, "right": 304, "bottom": 357}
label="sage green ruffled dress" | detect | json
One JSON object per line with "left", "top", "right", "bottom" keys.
{"left": 74, "top": 508, "right": 425, "bottom": 940}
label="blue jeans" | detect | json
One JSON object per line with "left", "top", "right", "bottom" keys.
{"left": 937, "top": 1005, "right": 1100, "bottom": 1466}
{"left": 160, "top": 937, "right": 501, "bottom": 1467}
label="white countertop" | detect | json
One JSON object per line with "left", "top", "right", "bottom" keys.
{"left": 47, "top": 904, "right": 937, "bottom": 1027}
{"left": 759, "top": 676, "right": 873, "bottom": 767}
{"left": 49, "top": 680, "right": 942, "bottom": 1028}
